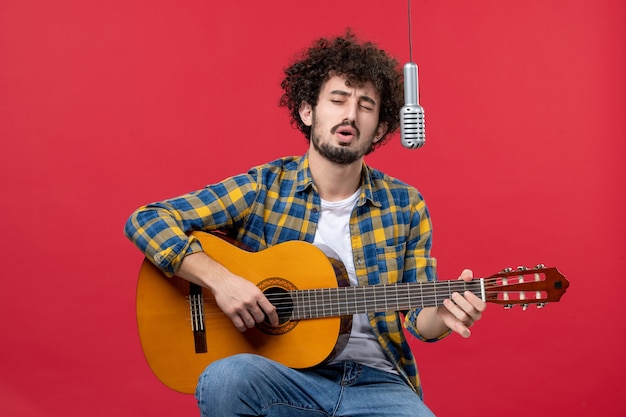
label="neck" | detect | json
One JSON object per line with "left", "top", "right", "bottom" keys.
{"left": 307, "top": 148, "right": 363, "bottom": 201}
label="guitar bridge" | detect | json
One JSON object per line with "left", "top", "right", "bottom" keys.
{"left": 189, "top": 283, "right": 207, "bottom": 353}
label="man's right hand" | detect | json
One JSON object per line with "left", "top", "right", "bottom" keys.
{"left": 176, "top": 251, "right": 279, "bottom": 332}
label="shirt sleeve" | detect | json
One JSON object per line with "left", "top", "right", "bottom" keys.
{"left": 123, "top": 173, "right": 258, "bottom": 276}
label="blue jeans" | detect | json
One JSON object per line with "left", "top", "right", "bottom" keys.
{"left": 195, "top": 354, "right": 435, "bottom": 417}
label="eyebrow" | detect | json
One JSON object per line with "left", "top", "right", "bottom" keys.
{"left": 329, "top": 90, "right": 377, "bottom": 106}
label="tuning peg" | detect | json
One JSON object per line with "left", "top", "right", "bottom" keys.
{"left": 501, "top": 267, "right": 513, "bottom": 273}
{"left": 536, "top": 303, "right": 547, "bottom": 308}
{"left": 504, "top": 304, "right": 514, "bottom": 309}
{"left": 517, "top": 266, "right": 528, "bottom": 271}
{"left": 534, "top": 264, "right": 545, "bottom": 269}
{"left": 522, "top": 304, "right": 529, "bottom": 311}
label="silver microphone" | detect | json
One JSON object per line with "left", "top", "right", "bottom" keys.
{"left": 400, "top": 62, "right": 425, "bottom": 149}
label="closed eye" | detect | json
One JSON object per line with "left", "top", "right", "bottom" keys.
{"left": 359, "top": 97, "right": 376, "bottom": 111}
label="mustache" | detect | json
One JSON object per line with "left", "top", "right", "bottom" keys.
{"left": 330, "top": 120, "right": 360, "bottom": 138}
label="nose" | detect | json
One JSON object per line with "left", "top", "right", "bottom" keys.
{"left": 343, "top": 99, "right": 358, "bottom": 122}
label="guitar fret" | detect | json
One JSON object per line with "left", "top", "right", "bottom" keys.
{"left": 406, "top": 282, "right": 411, "bottom": 305}
{"left": 296, "top": 289, "right": 303, "bottom": 319}
{"left": 327, "top": 288, "right": 335, "bottom": 317}
{"left": 326, "top": 288, "right": 333, "bottom": 316}
{"left": 315, "top": 288, "right": 320, "bottom": 318}
{"left": 303, "top": 289, "right": 312, "bottom": 319}
{"left": 394, "top": 284, "right": 408, "bottom": 310}
{"left": 362, "top": 287, "right": 370, "bottom": 314}
{"left": 352, "top": 287, "right": 359, "bottom": 314}
{"left": 325, "top": 288, "right": 333, "bottom": 317}
{"left": 326, "top": 288, "right": 336, "bottom": 317}
{"left": 394, "top": 284, "right": 399, "bottom": 311}
{"left": 300, "top": 289, "right": 306, "bottom": 319}
{"left": 350, "top": 287, "right": 356, "bottom": 314}
{"left": 383, "top": 286, "right": 389, "bottom": 311}
{"left": 371, "top": 287, "right": 378, "bottom": 312}
{"left": 292, "top": 290, "right": 301, "bottom": 320}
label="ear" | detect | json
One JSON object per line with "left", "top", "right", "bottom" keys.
{"left": 373, "top": 122, "right": 388, "bottom": 143}
{"left": 299, "top": 101, "right": 313, "bottom": 127}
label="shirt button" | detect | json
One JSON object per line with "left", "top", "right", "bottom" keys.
{"left": 311, "top": 208, "right": 318, "bottom": 213}
{"left": 356, "top": 257, "right": 362, "bottom": 265}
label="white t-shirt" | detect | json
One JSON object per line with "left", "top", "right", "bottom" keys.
{"left": 313, "top": 189, "right": 396, "bottom": 373}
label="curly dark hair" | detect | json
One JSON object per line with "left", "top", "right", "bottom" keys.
{"left": 279, "top": 30, "right": 403, "bottom": 150}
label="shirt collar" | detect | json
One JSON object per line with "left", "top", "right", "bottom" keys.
{"left": 296, "top": 153, "right": 381, "bottom": 208}
{"left": 358, "top": 163, "right": 382, "bottom": 208}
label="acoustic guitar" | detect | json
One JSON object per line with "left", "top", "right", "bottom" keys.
{"left": 136, "top": 231, "right": 569, "bottom": 394}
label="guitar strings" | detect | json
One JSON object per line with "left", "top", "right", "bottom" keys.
{"left": 193, "top": 290, "right": 542, "bottom": 321}
{"left": 189, "top": 276, "right": 547, "bottom": 320}
{"left": 190, "top": 278, "right": 544, "bottom": 305}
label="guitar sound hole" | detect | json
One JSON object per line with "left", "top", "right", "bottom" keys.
{"left": 263, "top": 287, "right": 293, "bottom": 326}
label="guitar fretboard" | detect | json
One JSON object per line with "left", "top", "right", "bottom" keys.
{"left": 288, "top": 279, "right": 485, "bottom": 320}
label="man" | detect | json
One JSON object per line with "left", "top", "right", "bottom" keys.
{"left": 125, "top": 31, "right": 485, "bottom": 416}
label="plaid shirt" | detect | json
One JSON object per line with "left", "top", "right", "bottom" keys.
{"left": 125, "top": 153, "right": 444, "bottom": 398}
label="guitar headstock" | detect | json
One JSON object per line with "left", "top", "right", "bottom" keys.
{"left": 484, "top": 265, "right": 569, "bottom": 310}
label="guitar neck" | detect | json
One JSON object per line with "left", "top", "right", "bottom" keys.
{"left": 288, "top": 279, "right": 484, "bottom": 320}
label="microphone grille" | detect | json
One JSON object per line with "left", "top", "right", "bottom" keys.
{"left": 400, "top": 105, "right": 425, "bottom": 149}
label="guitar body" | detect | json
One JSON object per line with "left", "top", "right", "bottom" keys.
{"left": 136, "top": 231, "right": 569, "bottom": 394}
{"left": 136, "top": 231, "right": 347, "bottom": 394}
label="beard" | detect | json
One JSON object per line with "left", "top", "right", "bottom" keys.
{"left": 310, "top": 115, "right": 375, "bottom": 165}
{"left": 311, "top": 138, "right": 363, "bottom": 165}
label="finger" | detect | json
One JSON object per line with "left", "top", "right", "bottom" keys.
{"left": 464, "top": 290, "right": 487, "bottom": 313}
{"left": 240, "top": 311, "right": 258, "bottom": 329}
{"left": 453, "top": 320, "right": 472, "bottom": 338}
{"left": 442, "top": 303, "right": 472, "bottom": 338}
{"left": 457, "top": 269, "right": 473, "bottom": 281}
{"left": 230, "top": 315, "right": 247, "bottom": 332}
{"left": 437, "top": 303, "right": 472, "bottom": 338}
{"left": 443, "top": 296, "right": 472, "bottom": 325}
{"left": 451, "top": 292, "right": 484, "bottom": 322}
{"left": 247, "top": 304, "right": 268, "bottom": 324}
{"left": 257, "top": 298, "right": 279, "bottom": 326}
{"left": 450, "top": 293, "right": 478, "bottom": 322}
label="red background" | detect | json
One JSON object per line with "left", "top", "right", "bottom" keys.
{"left": 1, "top": 0, "right": 625, "bottom": 416}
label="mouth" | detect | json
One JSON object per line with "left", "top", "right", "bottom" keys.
{"left": 333, "top": 125, "right": 358, "bottom": 141}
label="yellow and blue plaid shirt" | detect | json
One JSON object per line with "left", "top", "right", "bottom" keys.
{"left": 125, "top": 153, "right": 443, "bottom": 398}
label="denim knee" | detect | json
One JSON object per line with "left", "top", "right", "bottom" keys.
{"left": 195, "top": 354, "right": 275, "bottom": 416}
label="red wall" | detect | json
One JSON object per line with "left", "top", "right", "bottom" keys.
{"left": 2, "top": 1, "right": 624, "bottom": 416}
